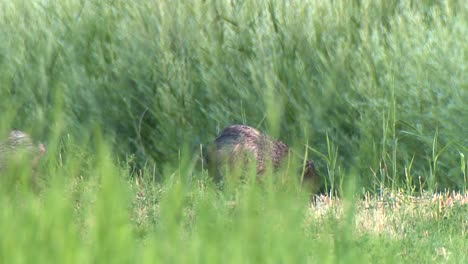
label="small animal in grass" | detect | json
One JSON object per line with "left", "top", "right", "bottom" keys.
{"left": 0, "top": 130, "right": 46, "bottom": 173}
{"left": 205, "top": 125, "right": 320, "bottom": 190}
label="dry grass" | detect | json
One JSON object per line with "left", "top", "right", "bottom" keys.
{"left": 309, "top": 191, "right": 468, "bottom": 238}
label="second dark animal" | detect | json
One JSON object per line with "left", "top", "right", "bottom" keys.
{"left": 205, "top": 125, "right": 319, "bottom": 189}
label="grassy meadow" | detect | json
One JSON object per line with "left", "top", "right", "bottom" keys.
{"left": 0, "top": 0, "right": 467, "bottom": 263}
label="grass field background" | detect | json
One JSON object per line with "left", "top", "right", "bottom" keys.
{"left": 0, "top": 0, "right": 467, "bottom": 263}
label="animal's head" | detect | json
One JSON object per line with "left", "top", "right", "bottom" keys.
{"left": 300, "top": 160, "right": 321, "bottom": 194}
{"left": 303, "top": 160, "right": 318, "bottom": 181}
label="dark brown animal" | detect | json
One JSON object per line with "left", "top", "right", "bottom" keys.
{"left": 205, "top": 125, "right": 319, "bottom": 189}
{"left": 0, "top": 130, "right": 46, "bottom": 173}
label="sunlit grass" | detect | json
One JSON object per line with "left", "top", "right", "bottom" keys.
{"left": 0, "top": 0, "right": 467, "bottom": 263}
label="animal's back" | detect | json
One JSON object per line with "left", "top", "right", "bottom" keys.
{"left": 0, "top": 130, "right": 44, "bottom": 170}
{"left": 206, "top": 125, "right": 290, "bottom": 179}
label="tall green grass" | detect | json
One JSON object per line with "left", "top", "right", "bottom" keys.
{"left": 1, "top": 0, "right": 466, "bottom": 190}
{"left": 1, "top": 140, "right": 467, "bottom": 263}
{"left": 0, "top": 0, "right": 467, "bottom": 263}
{"left": 0, "top": 1, "right": 468, "bottom": 189}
